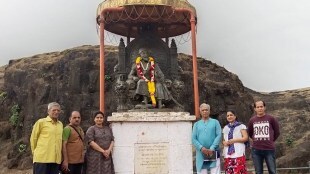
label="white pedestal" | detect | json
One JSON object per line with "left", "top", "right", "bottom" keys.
{"left": 108, "top": 112, "right": 196, "bottom": 174}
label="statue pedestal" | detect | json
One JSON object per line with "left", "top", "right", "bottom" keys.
{"left": 108, "top": 112, "right": 196, "bottom": 174}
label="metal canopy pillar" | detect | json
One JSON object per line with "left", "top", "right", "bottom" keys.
{"left": 99, "top": 7, "right": 125, "bottom": 113}
{"left": 174, "top": 8, "right": 199, "bottom": 118}
{"left": 190, "top": 12, "right": 199, "bottom": 119}
{"left": 99, "top": 17, "right": 105, "bottom": 113}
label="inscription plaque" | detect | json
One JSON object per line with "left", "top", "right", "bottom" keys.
{"left": 134, "top": 143, "right": 169, "bottom": 174}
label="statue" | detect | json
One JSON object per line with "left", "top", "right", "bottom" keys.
{"left": 114, "top": 37, "right": 185, "bottom": 111}
{"left": 127, "top": 48, "right": 171, "bottom": 109}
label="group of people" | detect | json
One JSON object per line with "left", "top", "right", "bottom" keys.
{"left": 192, "top": 101, "right": 280, "bottom": 174}
{"left": 30, "top": 100, "right": 280, "bottom": 174}
{"left": 30, "top": 102, "right": 114, "bottom": 174}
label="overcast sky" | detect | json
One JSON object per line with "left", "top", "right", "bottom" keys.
{"left": 0, "top": 0, "right": 309, "bottom": 92}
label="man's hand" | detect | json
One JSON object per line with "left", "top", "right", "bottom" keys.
{"left": 201, "top": 147, "right": 214, "bottom": 156}
{"left": 61, "top": 160, "right": 69, "bottom": 172}
{"left": 201, "top": 147, "right": 209, "bottom": 156}
{"left": 133, "top": 77, "right": 139, "bottom": 81}
{"left": 206, "top": 149, "right": 214, "bottom": 156}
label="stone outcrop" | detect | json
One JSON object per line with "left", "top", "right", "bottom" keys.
{"left": 1, "top": 45, "right": 308, "bottom": 172}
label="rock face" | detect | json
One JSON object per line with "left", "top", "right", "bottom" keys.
{"left": 247, "top": 88, "right": 310, "bottom": 171}
{"left": 3, "top": 45, "right": 308, "bottom": 171}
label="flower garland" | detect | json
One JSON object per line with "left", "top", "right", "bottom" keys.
{"left": 135, "top": 56, "right": 156, "bottom": 106}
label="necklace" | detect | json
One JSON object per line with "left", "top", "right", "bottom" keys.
{"left": 140, "top": 61, "right": 149, "bottom": 71}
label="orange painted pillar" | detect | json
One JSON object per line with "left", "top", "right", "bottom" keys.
{"left": 190, "top": 14, "right": 200, "bottom": 118}
{"left": 98, "top": 7, "right": 125, "bottom": 113}
{"left": 174, "top": 8, "right": 199, "bottom": 118}
{"left": 99, "top": 16, "right": 105, "bottom": 113}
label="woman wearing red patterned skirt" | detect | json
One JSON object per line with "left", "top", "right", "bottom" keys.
{"left": 223, "top": 110, "right": 248, "bottom": 174}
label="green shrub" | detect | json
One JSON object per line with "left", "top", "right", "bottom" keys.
{"left": 9, "top": 105, "right": 20, "bottom": 126}
{"left": 285, "top": 135, "right": 294, "bottom": 147}
{"left": 0, "top": 91, "right": 7, "bottom": 100}
{"left": 105, "top": 75, "right": 112, "bottom": 82}
{"left": 18, "top": 143, "right": 27, "bottom": 153}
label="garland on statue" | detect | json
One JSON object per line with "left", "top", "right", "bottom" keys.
{"left": 135, "top": 56, "right": 156, "bottom": 106}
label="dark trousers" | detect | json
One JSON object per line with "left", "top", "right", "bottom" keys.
{"left": 68, "top": 163, "right": 83, "bottom": 174}
{"left": 33, "top": 163, "right": 59, "bottom": 174}
{"left": 251, "top": 148, "right": 276, "bottom": 174}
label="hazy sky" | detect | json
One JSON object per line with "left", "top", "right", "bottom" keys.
{"left": 1, "top": 0, "right": 309, "bottom": 92}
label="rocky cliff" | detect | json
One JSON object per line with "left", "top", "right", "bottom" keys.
{"left": 0, "top": 45, "right": 308, "bottom": 173}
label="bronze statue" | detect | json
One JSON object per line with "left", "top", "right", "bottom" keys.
{"left": 127, "top": 48, "right": 171, "bottom": 109}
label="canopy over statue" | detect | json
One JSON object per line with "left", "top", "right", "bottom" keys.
{"left": 96, "top": 0, "right": 197, "bottom": 38}
{"left": 97, "top": 0, "right": 200, "bottom": 116}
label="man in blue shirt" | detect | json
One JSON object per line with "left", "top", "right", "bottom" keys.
{"left": 192, "top": 103, "right": 222, "bottom": 174}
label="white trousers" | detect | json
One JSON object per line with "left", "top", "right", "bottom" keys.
{"left": 198, "top": 158, "right": 221, "bottom": 174}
